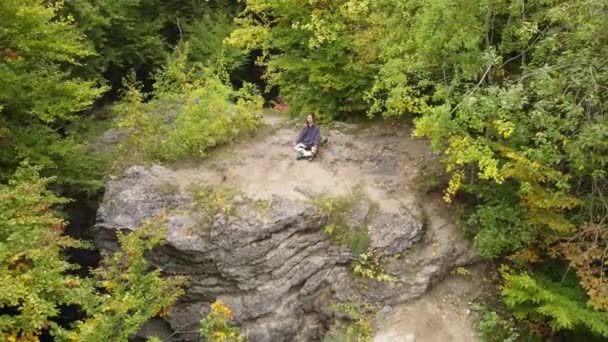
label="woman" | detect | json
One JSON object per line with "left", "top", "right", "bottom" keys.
{"left": 294, "top": 114, "right": 321, "bottom": 160}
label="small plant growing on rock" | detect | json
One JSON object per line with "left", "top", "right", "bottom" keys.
{"left": 352, "top": 252, "right": 398, "bottom": 283}
{"left": 312, "top": 190, "right": 399, "bottom": 283}
{"left": 191, "top": 185, "right": 238, "bottom": 228}
{"left": 251, "top": 198, "right": 272, "bottom": 213}
{"left": 312, "top": 190, "right": 371, "bottom": 254}
{"left": 451, "top": 266, "right": 471, "bottom": 277}
{"left": 200, "top": 300, "right": 246, "bottom": 342}
{"left": 324, "top": 300, "right": 377, "bottom": 342}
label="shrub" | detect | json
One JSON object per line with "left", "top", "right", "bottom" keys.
{"left": 191, "top": 185, "right": 239, "bottom": 229}
{"left": 468, "top": 202, "right": 532, "bottom": 259}
{"left": 352, "top": 252, "right": 398, "bottom": 283}
{"left": 200, "top": 300, "right": 246, "bottom": 342}
{"left": 502, "top": 268, "right": 608, "bottom": 338}
{"left": 475, "top": 309, "right": 522, "bottom": 342}
{"left": 324, "top": 300, "right": 376, "bottom": 342}
{"left": 115, "top": 45, "right": 263, "bottom": 165}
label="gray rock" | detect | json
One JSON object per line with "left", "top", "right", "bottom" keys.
{"left": 369, "top": 207, "right": 423, "bottom": 255}
{"left": 95, "top": 165, "right": 475, "bottom": 341}
{"left": 377, "top": 305, "right": 393, "bottom": 318}
{"left": 345, "top": 198, "right": 373, "bottom": 229}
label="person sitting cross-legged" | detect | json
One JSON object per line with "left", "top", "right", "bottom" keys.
{"left": 294, "top": 114, "right": 321, "bottom": 160}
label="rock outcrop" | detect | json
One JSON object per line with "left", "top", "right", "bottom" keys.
{"left": 95, "top": 162, "right": 476, "bottom": 341}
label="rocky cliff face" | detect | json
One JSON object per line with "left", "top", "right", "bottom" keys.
{"left": 96, "top": 168, "right": 474, "bottom": 341}
{"left": 94, "top": 119, "right": 477, "bottom": 341}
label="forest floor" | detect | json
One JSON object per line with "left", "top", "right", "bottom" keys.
{"left": 164, "top": 110, "right": 484, "bottom": 341}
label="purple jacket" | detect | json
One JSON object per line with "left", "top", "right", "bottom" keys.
{"left": 296, "top": 124, "right": 321, "bottom": 148}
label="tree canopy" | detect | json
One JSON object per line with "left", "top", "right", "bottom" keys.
{"left": 0, "top": 0, "right": 606, "bottom": 340}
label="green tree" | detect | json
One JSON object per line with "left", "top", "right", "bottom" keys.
{"left": 0, "top": 0, "right": 106, "bottom": 190}
{"left": 227, "top": 0, "right": 380, "bottom": 119}
{"left": 0, "top": 166, "right": 185, "bottom": 341}
{"left": 186, "top": 10, "right": 248, "bottom": 72}
{"left": 64, "top": 0, "right": 246, "bottom": 86}
{"left": 64, "top": 0, "right": 168, "bottom": 85}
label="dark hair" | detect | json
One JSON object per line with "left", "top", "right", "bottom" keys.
{"left": 306, "top": 113, "right": 315, "bottom": 124}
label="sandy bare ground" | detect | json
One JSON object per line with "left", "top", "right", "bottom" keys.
{"left": 168, "top": 111, "right": 481, "bottom": 341}
{"left": 173, "top": 112, "right": 426, "bottom": 212}
{"left": 373, "top": 264, "right": 486, "bottom": 342}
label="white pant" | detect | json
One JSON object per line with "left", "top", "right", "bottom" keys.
{"left": 294, "top": 143, "right": 316, "bottom": 157}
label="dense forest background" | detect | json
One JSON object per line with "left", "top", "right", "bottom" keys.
{"left": 1, "top": 0, "right": 606, "bottom": 341}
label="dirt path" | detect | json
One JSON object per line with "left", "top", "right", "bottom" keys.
{"left": 373, "top": 264, "right": 486, "bottom": 342}
{"left": 170, "top": 111, "right": 481, "bottom": 341}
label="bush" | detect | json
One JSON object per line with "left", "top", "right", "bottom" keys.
{"left": 115, "top": 45, "right": 263, "bottom": 165}
{"left": 474, "top": 308, "right": 522, "bottom": 342}
{"left": 200, "top": 300, "right": 246, "bottom": 342}
{"left": 502, "top": 267, "right": 608, "bottom": 338}
{"left": 0, "top": 0, "right": 106, "bottom": 191}
{"left": 324, "top": 300, "right": 376, "bottom": 342}
{"left": 468, "top": 203, "right": 532, "bottom": 259}
{"left": 191, "top": 185, "right": 239, "bottom": 230}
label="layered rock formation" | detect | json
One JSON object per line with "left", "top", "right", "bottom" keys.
{"left": 95, "top": 162, "right": 476, "bottom": 341}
